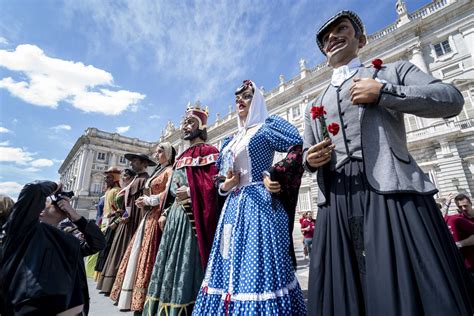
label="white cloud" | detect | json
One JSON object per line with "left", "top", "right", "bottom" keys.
{"left": 0, "top": 44, "right": 146, "bottom": 115}
{"left": 149, "top": 114, "right": 161, "bottom": 120}
{"left": 31, "top": 158, "right": 54, "bottom": 167}
{"left": 74, "top": 89, "right": 144, "bottom": 115}
{"left": 0, "top": 181, "right": 23, "bottom": 197}
{"left": 23, "top": 167, "right": 40, "bottom": 173}
{"left": 116, "top": 126, "right": 130, "bottom": 134}
{"left": 64, "top": 1, "right": 269, "bottom": 100}
{"left": 0, "top": 127, "right": 11, "bottom": 133}
{"left": 0, "top": 146, "right": 54, "bottom": 170}
{"left": 51, "top": 124, "right": 72, "bottom": 131}
{"left": 0, "top": 146, "right": 34, "bottom": 164}
{"left": 0, "top": 37, "right": 8, "bottom": 45}
{"left": 0, "top": 141, "right": 10, "bottom": 146}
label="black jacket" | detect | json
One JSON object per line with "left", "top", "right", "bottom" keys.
{"left": 0, "top": 181, "right": 105, "bottom": 316}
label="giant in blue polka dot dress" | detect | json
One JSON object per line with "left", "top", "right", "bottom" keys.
{"left": 192, "top": 115, "right": 307, "bottom": 315}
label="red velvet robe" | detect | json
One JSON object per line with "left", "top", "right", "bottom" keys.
{"left": 175, "top": 143, "right": 219, "bottom": 268}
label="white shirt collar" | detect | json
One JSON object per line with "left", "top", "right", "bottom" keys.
{"left": 331, "top": 57, "right": 363, "bottom": 87}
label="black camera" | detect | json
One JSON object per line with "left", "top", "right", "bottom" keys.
{"left": 51, "top": 190, "right": 75, "bottom": 205}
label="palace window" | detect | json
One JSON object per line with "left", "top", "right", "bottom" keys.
{"left": 292, "top": 105, "right": 301, "bottom": 119}
{"left": 97, "top": 152, "right": 106, "bottom": 161}
{"left": 119, "top": 155, "right": 127, "bottom": 164}
{"left": 297, "top": 189, "right": 311, "bottom": 212}
{"left": 92, "top": 183, "right": 102, "bottom": 194}
{"left": 434, "top": 40, "right": 452, "bottom": 57}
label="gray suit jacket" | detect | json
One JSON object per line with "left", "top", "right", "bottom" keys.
{"left": 303, "top": 60, "right": 464, "bottom": 206}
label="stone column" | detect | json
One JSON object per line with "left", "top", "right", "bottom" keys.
{"left": 434, "top": 140, "right": 470, "bottom": 195}
{"left": 460, "top": 22, "right": 474, "bottom": 59}
{"left": 110, "top": 152, "right": 118, "bottom": 166}
{"left": 410, "top": 43, "right": 441, "bottom": 126}
{"left": 75, "top": 146, "right": 89, "bottom": 193}
{"left": 409, "top": 44, "right": 429, "bottom": 74}
{"left": 78, "top": 147, "right": 94, "bottom": 195}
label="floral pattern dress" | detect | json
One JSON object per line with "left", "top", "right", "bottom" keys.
{"left": 142, "top": 167, "right": 204, "bottom": 316}
{"left": 110, "top": 166, "right": 172, "bottom": 311}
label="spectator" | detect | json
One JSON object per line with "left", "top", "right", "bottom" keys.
{"left": 95, "top": 195, "right": 105, "bottom": 226}
{"left": 0, "top": 181, "right": 105, "bottom": 315}
{"left": 0, "top": 195, "right": 14, "bottom": 228}
{"left": 301, "top": 211, "right": 316, "bottom": 258}
{"left": 440, "top": 192, "right": 455, "bottom": 218}
{"left": 299, "top": 211, "right": 307, "bottom": 225}
{"left": 448, "top": 194, "right": 474, "bottom": 279}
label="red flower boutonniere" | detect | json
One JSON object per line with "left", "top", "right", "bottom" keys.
{"left": 372, "top": 58, "right": 383, "bottom": 70}
{"left": 327, "top": 122, "right": 340, "bottom": 136}
{"left": 310, "top": 105, "right": 326, "bottom": 120}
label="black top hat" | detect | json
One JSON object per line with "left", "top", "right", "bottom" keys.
{"left": 124, "top": 153, "right": 157, "bottom": 166}
{"left": 316, "top": 10, "right": 365, "bottom": 54}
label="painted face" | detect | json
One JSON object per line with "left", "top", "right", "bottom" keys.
{"left": 182, "top": 117, "right": 201, "bottom": 140}
{"left": 120, "top": 171, "right": 133, "bottom": 187}
{"left": 321, "top": 18, "right": 365, "bottom": 68}
{"left": 104, "top": 173, "right": 116, "bottom": 188}
{"left": 235, "top": 86, "right": 254, "bottom": 120}
{"left": 457, "top": 199, "right": 474, "bottom": 218}
{"left": 154, "top": 146, "right": 168, "bottom": 165}
{"left": 130, "top": 157, "right": 148, "bottom": 173}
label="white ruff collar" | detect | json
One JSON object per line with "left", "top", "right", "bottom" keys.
{"left": 331, "top": 57, "right": 362, "bottom": 87}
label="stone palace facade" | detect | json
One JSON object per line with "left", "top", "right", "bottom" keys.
{"left": 59, "top": 0, "right": 474, "bottom": 217}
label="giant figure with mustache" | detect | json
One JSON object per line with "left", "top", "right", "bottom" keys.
{"left": 304, "top": 10, "right": 474, "bottom": 316}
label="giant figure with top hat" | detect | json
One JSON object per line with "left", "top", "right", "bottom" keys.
{"left": 304, "top": 10, "right": 474, "bottom": 316}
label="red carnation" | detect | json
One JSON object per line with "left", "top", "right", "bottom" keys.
{"left": 327, "top": 122, "right": 340, "bottom": 136}
{"left": 372, "top": 58, "right": 383, "bottom": 70}
{"left": 310, "top": 106, "right": 326, "bottom": 120}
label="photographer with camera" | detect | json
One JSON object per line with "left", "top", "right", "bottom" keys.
{"left": 0, "top": 180, "right": 105, "bottom": 316}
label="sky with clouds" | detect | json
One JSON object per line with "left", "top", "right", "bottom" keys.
{"left": 0, "top": 0, "right": 431, "bottom": 198}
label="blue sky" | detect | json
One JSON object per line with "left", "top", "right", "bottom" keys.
{"left": 0, "top": 0, "right": 430, "bottom": 198}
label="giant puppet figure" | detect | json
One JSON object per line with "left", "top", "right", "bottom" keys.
{"left": 96, "top": 154, "right": 153, "bottom": 294}
{"left": 142, "top": 103, "right": 220, "bottom": 315}
{"left": 193, "top": 80, "right": 306, "bottom": 315}
{"left": 303, "top": 10, "right": 474, "bottom": 315}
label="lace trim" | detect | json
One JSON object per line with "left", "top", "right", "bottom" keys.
{"left": 202, "top": 277, "right": 299, "bottom": 302}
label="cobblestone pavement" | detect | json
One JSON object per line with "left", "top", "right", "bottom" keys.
{"left": 88, "top": 222, "right": 310, "bottom": 315}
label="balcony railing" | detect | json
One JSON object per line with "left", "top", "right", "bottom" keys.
{"left": 409, "top": 0, "right": 448, "bottom": 20}
{"left": 407, "top": 118, "right": 473, "bottom": 141}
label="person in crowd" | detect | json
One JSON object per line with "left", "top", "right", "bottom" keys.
{"left": 95, "top": 188, "right": 106, "bottom": 227}
{"left": 299, "top": 211, "right": 307, "bottom": 225}
{"left": 94, "top": 167, "right": 123, "bottom": 280}
{"left": 303, "top": 10, "right": 473, "bottom": 315}
{"left": 86, "top": 187, "right": 106, "bottom": 279}
{"left": 439, "top": 192, "right": 455, "bottom": 218}
{"left": 193, "top": 80, "right": 306, "bottom": 315}
{"left": 447, "top": 194, "right": 474, "bottom": 278}
{"left": 110, "top": 142, "right": 176, "bottom": 312}
{"left": 301, "top": 211, "right": 315, "bottom": 258}
{"left": 97, "top": 155, "right": 153, "bottom": 294}
{"left": 142, "top": 104, "right": 220, "bottom": 315}
{"left": 0, "top": 195, "right": 14, "bottom": 228}
{"left": 0, "top": 181, "right": 105, "bottom": 315}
